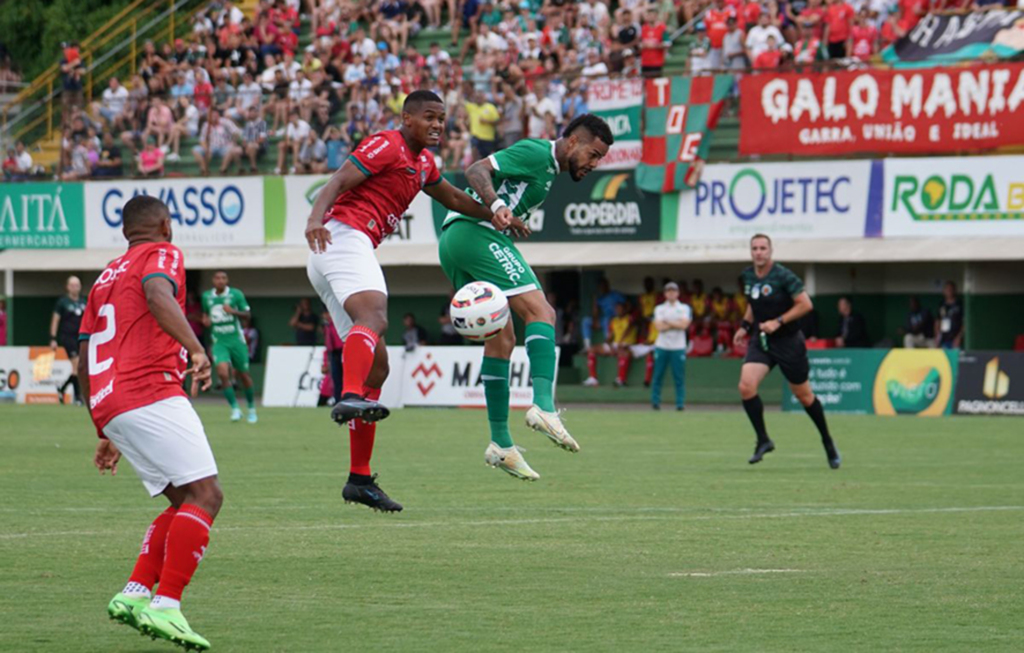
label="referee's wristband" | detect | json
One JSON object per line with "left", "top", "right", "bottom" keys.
{"left": 741, "top": 320, "right": 753, "bottom": 332}
{"left": 490, "top": 198, "right": 507, "bottom": 214}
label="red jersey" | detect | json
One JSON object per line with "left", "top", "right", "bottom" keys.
{"left": 705, "top": 8, "right": 735, "bottom": 48}
{"left": 640, "top": 23, "right": 668, "bottom": 68}
{"left": 851, "top": 24, "right": 878, "bottom": 59}
{"left": 754, "top": 49, "right": 782, "bottom": 69}
{"left": 742, "top": 2, "right": 762, "bottom": 28}
{"left": 326, "top": 130, "right": 441, "bottom": 247}
{"left": 193, "top": 82, "right": 213, "bottom": 110}
{"left": 824, "top": 2, "right": 854, "bottom": 43}
{"left": 79, "top": 242, "right": 189, "bottom": 431}
{"left": 799, "top": 6, "right": 827, "bottom": 40}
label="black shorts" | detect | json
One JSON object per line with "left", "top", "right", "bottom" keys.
{"left": 58, "top": 335, "right": 80, "bottom": 357}
{"left": 744, "top": 331, "right": 809, "bottom": 385}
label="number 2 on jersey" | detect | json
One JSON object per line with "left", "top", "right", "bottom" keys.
{"left": 88, "top": 304, "right": 116, "bottom": 375}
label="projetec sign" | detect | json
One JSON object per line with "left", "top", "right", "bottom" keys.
{"left": 525, "top": 172, "right": 659, "bottom": 241}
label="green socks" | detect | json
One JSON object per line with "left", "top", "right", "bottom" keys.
{"left": 481, "top": 356, "right": 513, "bottom": 448}
{"left": 525, "top": 322, "right": 557, "bottom": 412}
{"left": 224, "top": 385, "right": 239, "bottom": 409}
{"left": 244, "top": 384, "right": 255, "bottom": 408}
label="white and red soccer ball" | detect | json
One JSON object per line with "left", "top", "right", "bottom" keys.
{"left": 450, "top": 281, "right": 510, "bottom": 341}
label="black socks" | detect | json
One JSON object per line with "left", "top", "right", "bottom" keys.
{"left": 742, "top": 395, "right": 770, "bottom": 445}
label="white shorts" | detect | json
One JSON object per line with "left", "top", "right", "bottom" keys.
{"left": 630, "top": 344, "right": 655, "bottom": 358}
{"left": 307, "top": 220, "right": 388, "bottom": 341}
{"left": 102, "top": 396, "right": 218, "bottom": 497}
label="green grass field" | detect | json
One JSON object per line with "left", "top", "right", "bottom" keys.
{"left": 1, "top": 404, "right": 1022, "bottom": 652}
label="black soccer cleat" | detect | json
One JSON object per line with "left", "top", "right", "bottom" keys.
{"left": 748, "top": 440, "right": 776, "bottom": 464}
{"left": 823, "top": 440, "right": 841, "bottom": 469}
{"left": 331, "top": 393, "right": 391, "bottom": 425}
{"left": 343, "top": 475, "right": 403, "bottom": 512}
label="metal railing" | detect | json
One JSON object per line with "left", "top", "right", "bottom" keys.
{"left": 0, "top": 0, "right": 205, "bottom": 150}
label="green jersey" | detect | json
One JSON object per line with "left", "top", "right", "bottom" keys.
{"left": 202, "top": 287, "right": 250, "bottom": 343}
{"left": 443, "top": 139, "right": 560, "bottom": 229}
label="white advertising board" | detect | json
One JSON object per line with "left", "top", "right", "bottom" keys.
{"left": 262, "top": 346, "right": 404, "bottom": 408}
{"left": 85, "top": 177, "right": 265, "bottom": 248}
{"left": 0, "top": 347, "right": 74, "bottom": 404}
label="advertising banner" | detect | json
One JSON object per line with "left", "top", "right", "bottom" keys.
{"left": 0, "top": 182, "right": 85, "bottom": 249}
{"left": 882, "top": 11, "right": 1024, "bottom": 67}
{"left": 587, "top": 77, "right": 643, "bottom": 170}
{"left": 261, "top": 346, "right": 404, "bottom": 408}
{"left": 739, "top": 64, "right": 1024, "bottom": 156}
{"left": 784, "top": 348, "right": 958, "bottom": 416}
{"left": 680, "top": 160, "right": 877, "bottom": 240}
{"left": 84, "top": 177, "right": 265, "bottom": 248}
{"left": 523, "top": 170, "right": 660, "bottom": 241}
{"left": 636, "top": 74, "right": 733, "bottom": 192}
{"left": 0, "top": 347, "right": 74, "bottom": 404}
{"left": 278, "top": 175, "right": 438, "bottom": 247}
{"left": 955, "top": 351, "right": 1024, "bottom": 415}
{"left": 401, "top": 346, "right": 558, "bottom": 407}
{"left": 883, "top": 155, "right": 1024, "bottom": 237}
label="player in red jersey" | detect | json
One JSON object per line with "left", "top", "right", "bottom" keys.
{"left": 304, "top": 90, "right": 507, "bottom": 512}
{"left": 79, "top": 195, "right": 219, "bottom": 650}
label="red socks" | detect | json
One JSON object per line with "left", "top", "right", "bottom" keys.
{"left": 644, "top": 353, "right": 654, "bottom": 385}
{"left": 617, "top": 354, "right": 631, "bottom": 384}
{"left": 349, "top": 386, "right": 379, "bottom": 476}
{"left": 128, "top": 506, "right": 177, "bottom": 590}
{"left": 342, "top": 326, "right": 379, "bottom": 397}
{"left": 155, "top": 504, "right": 213, "bottom": 601}
{"left": 587, "top": 351, "right": 597, "bottom": 378}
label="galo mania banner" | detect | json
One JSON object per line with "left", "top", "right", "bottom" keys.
{"left": 740, "top": 63, "right": 1024, "bottom": 156}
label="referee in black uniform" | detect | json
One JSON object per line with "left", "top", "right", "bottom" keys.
{"left": 733, "top": 234, "right": 840, "bottom": 469}
{"left": 50, "top": 275, "right": 86, "bottom": 405}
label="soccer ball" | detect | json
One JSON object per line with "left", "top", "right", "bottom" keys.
{"left": 450, "top": 281, "right": 510, "bottom": 342}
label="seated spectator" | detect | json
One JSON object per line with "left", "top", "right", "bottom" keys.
{"left": 92, "top": 132, "right": 124, "bottom": 178}
{"left": 62, "top": 135, "right": 91, "bottom": 180}
{"left": 689, "top": 322, "right": 714, "bottom": 357}
{"left": 92, "top": 77, "right": 130, "bottom": 132}
{"left": 143, "top": 96, "right": 175, "bottom": 149}
{"left": 231, "top": 71, "right": 263, "bottom": 121}
{"left": 242, "top": 106, "right": 269, "bottom": 173}
{"left": 584, "top": 302, "right": 638, "bottom": 387}
{"left": 902, "top": 296, "right": 933, "bottom": 349}
{"left": 212, "top": 74, "right": 237, "bottom": 116}
{"left": 276, "top": 109, "right": 312, "bottom": 174}
{"left": 403, "top": 313, "right": 429, "bottom": 351}
{"left": 581, "top": 48, "right": 610, "bottom": 76}
{"left": 835, "top": 296, "right": 870, "bottom": 348}
{"left": 324, "top": 126, "right": 350, "bottom": 171}
{"left": 296, "top": 129, "right": 328, "bottom": 174}
{"left": 137, "top": 137, "right": 165, "bottom": 177}
{"left": 1, "top": 147, "right": 17, "bottom": 180}
{"left": 8, "top": 141, "right": 33, "bottom": 179}
{"left": 167, "top": 96, "right": 201, "bottom": 162}
{"left": 192, "top": 110, "right": 243, "bottom": 175}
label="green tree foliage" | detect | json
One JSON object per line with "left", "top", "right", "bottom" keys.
{"left": 1, "top": 0, "right": 134, "bottom": 81}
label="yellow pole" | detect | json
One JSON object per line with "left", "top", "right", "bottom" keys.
{"left": 47, "top": 79, "right": 53, "bottom": 139}
{"left": 169, "top": 0, "right": 175, "bottom": 43}
{"left": 86, "top": 52, "right": 93, "bottom": 104}
{"left": 131, "top": 20, "right": 137, "bottom": 77}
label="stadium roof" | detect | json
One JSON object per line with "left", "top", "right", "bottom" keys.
{"left": 1, "top": 237, "right": 1022, "bottom": 271}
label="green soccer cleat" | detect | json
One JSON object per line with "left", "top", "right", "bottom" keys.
{"left": 107, "top": 593, "right": 150, "bottom": 631}
{"left": 137, "top": 607, "right": 211, "bottom": 651}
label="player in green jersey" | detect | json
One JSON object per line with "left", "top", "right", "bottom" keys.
{"left": 201, "top": 271, "right": 257, "bottom": 423}
{"left": 438, "top": 114, "right": 613, "bottom": 480}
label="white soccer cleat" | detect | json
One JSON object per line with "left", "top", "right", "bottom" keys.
{"left": 582, "top": 377, "right": 599, "bottom": 387}
{"left": 525, "top": 406, "right": 580, "bottom": 453}
{"left": 484, "top": 443, "right": 540, "bottom": 481}
{"left": 230, "top": 408, "right": 242, "bottom": 422}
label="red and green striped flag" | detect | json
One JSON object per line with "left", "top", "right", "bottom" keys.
{"left": 635, "top": 75, "right": 732, "bottom": 193}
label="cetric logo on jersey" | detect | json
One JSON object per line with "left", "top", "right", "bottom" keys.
{"left": 84, "top": 178, "right": 265, "bottom": 248}
{"left": 682, "top": 161, "right": 872, "bottom": 240}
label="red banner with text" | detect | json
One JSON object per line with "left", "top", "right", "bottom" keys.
{"left": 739, "top": 64, "right": 1024, "bottom": 156}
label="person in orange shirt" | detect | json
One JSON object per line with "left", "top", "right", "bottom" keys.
{"left": 704, "top": 0, "right": 737, "bottom": 69}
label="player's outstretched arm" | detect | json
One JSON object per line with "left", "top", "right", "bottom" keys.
{"left": 465, "top": 157, "right": 513, "bottom": 230}
{"left": 144, "top": 277, "right": 212, "bottom": 395}
{"left": 424, "top": 177, "right": 493, "bottom": 222}
{"left": 304, "top": 160, "right": 369, "bottom": 253}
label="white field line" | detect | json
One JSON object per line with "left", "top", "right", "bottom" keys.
{"left": 0, "top": 505, "right": 1021, "bottom": 541}
{"left": 669, "top": 569, "right": 808, "bottom": 578}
